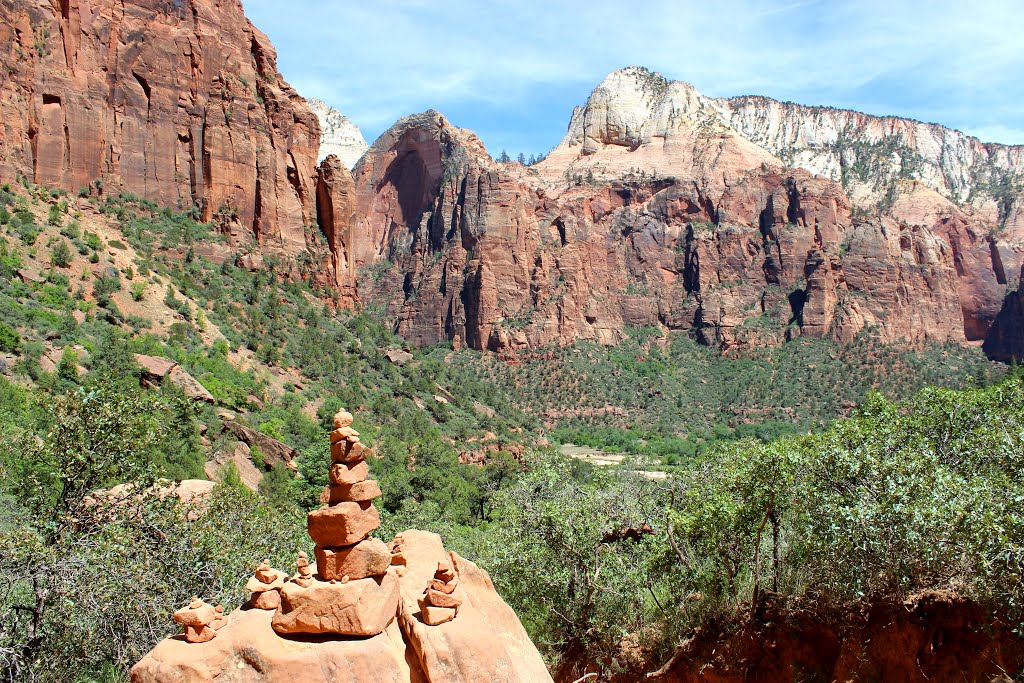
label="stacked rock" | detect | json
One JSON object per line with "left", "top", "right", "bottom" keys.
{"left": 271, "top": 409, "right": 400, "bottom": 638}
{"left": 418, "top": 561, "right": 463, "bottom": 625}
{"left": 246, "top": 562, "right": 286, "bottom": 610}
{"left": 310, "top": 411, "right": 391, "bottom": 581}
{"left": 294, "top": 551, "right": 314, "bottom": 587}
{"left": 173, "top": 597, "right": 222, "bottom": 643}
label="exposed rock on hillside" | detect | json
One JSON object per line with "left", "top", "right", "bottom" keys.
{"left": 135, "top": 354, "right": 214, "bottom": 403}
{"left": 349, "top": 68, "right": 1023, "bottom": 355}
{"left": 0, "top": 0, "right": 320, "bottom": 254}
{"left": 308, "top": 98, "right": 369, "bottom": 169}
{"left": 983, "top": 264, "right": 1024, "bottom": 362}
{"left": 131, "top": 412, "right": 551, "bottom": 683}
{"left": 636, "top": 592, "right": 1024, "bottom": 683}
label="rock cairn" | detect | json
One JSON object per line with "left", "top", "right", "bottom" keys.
{"left": 310, "top": 410, "right": 391, "bottom": 580}
{"left": 418, "top": 561, "right": 463, "bottom": 625}
{"left": 246, "top": 562, "right": 287, "bottom": 610}
{"left": 173, "top": 597, "right": 225, "bottom": 643}
{"left": 294, "top": 550, "right": 314, "bottom": 587}
{"left": 270, "top": 410, "right": 400, "bottom": 637}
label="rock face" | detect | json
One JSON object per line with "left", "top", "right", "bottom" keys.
{"left": 348, "top": 67, "right": 1024, "bottom": 355}
{"left": 983, "top": 264, "right": 1024, "bottom": 361}
{"left": 0, "top": 0, "right": 326, "bottom": 257}
{"left": 316, "top": 154, "right": 360, "bottom": 304}
{"left": 308, "top": 98, "right": 369, "bottom": 169}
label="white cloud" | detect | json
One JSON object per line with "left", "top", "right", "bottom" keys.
{"left": 244, "top": 0, "right": 1024, "bottom": 150}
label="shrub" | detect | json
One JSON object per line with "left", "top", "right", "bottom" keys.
{"left": 130, "top": 282, "right": 146, "bottom": 302}
{"left": 0, "top": 322, "right": 20, "bottom": 353}
{"left": 51, "top": 240, "right": 71, "bottom": 268}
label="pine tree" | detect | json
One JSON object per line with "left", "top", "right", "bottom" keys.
{"left": 517, "top": 152, "right": 526, "bottom": 165}
{"left": 499, "top": 150, "right": 510, "bottom": 163}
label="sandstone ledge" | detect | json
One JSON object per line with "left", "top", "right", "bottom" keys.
{"left": 130, "top": 530, "right": 552, "bottom": 683}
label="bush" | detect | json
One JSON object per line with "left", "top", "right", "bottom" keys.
{"left": 51, "top": 240, "right": 72, "bottom": 268}
{"left": 0, "top": 322, "right": 20, "bottom": 353}
{"left": 130, "top": 281, "right": 146, "bottom": 301}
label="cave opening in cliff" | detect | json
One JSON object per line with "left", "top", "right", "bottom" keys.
{"left": 380, "top": 147, "right": 438, "bottom": 243}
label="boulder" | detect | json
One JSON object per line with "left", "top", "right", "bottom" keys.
{"left": 392, "top": 530, "right": 553, "bottom": 682}
{"left": 222, "top": 421, "right": 297, "bottom": 470}
{"left": 271, "top": 572, "right": 400, "bottom": 637}
{"left": 130, "top": 608, "right": 414, "bottom": 683}
{"left": 132, "top": 530, "right": 552, "bottom": 683}
{"left": 132, "top": 355, "right": 214, "bottom": 403}
{"left": 167, "top": 366, "right": 215, "bottom": 403}
{"left": 135, "top": 354, "right": 177, "bottom": 381}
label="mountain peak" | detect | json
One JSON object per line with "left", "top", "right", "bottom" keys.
{"left": 307, "top": 98, "right": 369, "bottom": 169}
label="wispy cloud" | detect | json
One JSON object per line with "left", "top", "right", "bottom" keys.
{"left": 244, "top": 0, "right": 1024, "bottom": 154}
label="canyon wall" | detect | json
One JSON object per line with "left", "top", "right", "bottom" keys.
{"left": 0, "top": 0, "right": 323, "bottom": 254}
{"left": 349, "top": 68, "right": 1024, "bottom": 356}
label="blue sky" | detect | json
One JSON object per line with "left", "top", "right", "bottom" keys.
{"left": 244, "top": 0, "right": 1024, "bottom": 158}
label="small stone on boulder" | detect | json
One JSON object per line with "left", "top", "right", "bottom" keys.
{"left": 321, "top": 480, "right": 382, "bottom": 504}
{"left": 419, "top": 600, "right": 457, "bottom": 626}
{"left": 307, "top": 502, "right": 381, "bottom": 547}
{"left": 315, "top": 538, "right": 391, "bottom": 580}
{"left": 329, "top": 459, "right": 369, "bottom": 485}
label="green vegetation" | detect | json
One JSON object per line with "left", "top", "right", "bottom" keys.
{"left": 0, "top": 182, "right": 1018, "bottom": 681}
{"left": 455, "top": 375, "right": 1024, "bottom": 673}
{"left": 451, "top": 326, "right": 999, "bottom": 466}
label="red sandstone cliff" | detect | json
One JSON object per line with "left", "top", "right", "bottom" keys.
{"left": 0, "top": 0, "right": 324, "bottom": 256}
{"left": 348, "top": 69, "right": 1024, "bottom": 355}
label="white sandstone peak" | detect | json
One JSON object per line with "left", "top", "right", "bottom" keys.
{"left": 308, "top": 98, "right": 369, "bottom": 169}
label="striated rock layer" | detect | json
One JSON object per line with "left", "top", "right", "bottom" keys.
{"left": 0, "top": 0, "right": 325, "bottom": 258}
{"left": 347, "top": 68, "right": 1024, "bottom": 355}
{"left": 130, "top": 530, "right": 552, "bottom": 683}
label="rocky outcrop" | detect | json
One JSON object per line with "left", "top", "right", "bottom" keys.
{"left": 135, "top": 354, "right": 214, "bottom": 403}
{"left": 221, "top": 420, "right": 297, "bottom": 471}
{"left": 635, "top": 592, "right": 1024, "bottom": 683}
{"left": 131, "top": 411, "right": 552, "bottom": 683}
{"left": 0, "top": 0, "right": 321, "bottom": 255}
{"left": 315, "top": 154, "right": 360, "bottom": 304}
{"left": 347, "top": 68, "right": 1023, "bottom": 354}
{"left": 308, "top": 98, "right": 369, "bottom": 169}
{"left": 983, "top": 264, "right": 1024, "bottom": 361}
{"left": 724, "top": 94, "right": 1024, "bottom": 218}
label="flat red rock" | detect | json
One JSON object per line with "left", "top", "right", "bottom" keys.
{"left": 307, "top": 502, "right": 380, "bottom": 547}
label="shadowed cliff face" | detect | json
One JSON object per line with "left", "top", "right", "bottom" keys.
{"left": 0, "top": 0, "right": 321, "bottom": 254}
{"left": 983, "top": 264, "right": 1024, "bottom": 361}
{"left": 346, "top": 69, "right": 1024, "bottom": 355}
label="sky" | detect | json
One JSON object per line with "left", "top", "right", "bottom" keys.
{"left": 244, "top": 0, "right": 1024, "bottom": 158}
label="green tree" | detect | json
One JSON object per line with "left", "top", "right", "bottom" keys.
{"left": 50, "top": 240, "right": 71, "bottom": 268}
